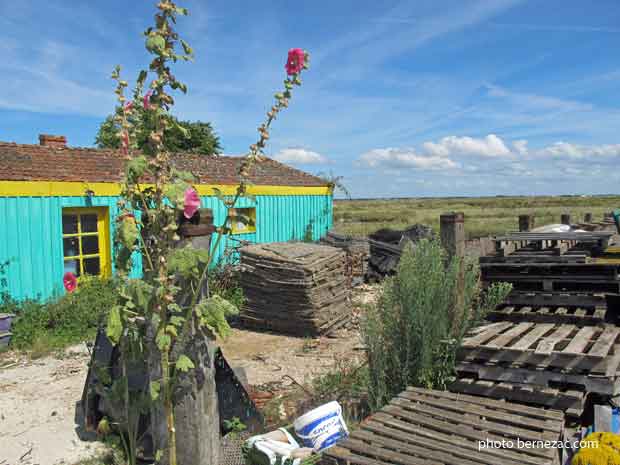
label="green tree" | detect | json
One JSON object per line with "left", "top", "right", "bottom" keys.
{"left": 96, "top": 111, "right": 222, "bottom": 155}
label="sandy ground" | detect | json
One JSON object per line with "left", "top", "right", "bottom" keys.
{"left": 0, "top": 284, "right": 377, "bottom": 465}
{"left": 0, "top": 346, "right": 105, "bottom": 465}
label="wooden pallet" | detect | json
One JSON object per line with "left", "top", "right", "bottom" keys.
{"left": 480, "top": 263, "right": 619, "bottom": 280}
{"left": 322, "top": 387, "right": 563, "bottom": 465}
{"left": 503, "top": 291, "right": 610, "bottom": 308}
{"left": 449, "top": 377, "right": 586, "bottom": 419}
{"left": 459, "top": 322, "right": 620, "bottom": 375}
{"left": 456, "top": 361, "right": 620, "bottom": 396}
{"left": 487, "top": 303, "right": 608, "bottom": 325}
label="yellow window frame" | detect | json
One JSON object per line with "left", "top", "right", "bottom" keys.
{"left": 230, "top": 207, "right": 257, "bottom": 234}
{"left": 62, "top": 207, "right": 112, "bottom": 278}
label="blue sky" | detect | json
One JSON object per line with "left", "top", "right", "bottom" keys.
{"left": 1, "top": 0, "right": 620, "bottom": 198}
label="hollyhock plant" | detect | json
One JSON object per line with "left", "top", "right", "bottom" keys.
{"left": 63, "top": 272, "right": 77, "bottom": 293}
{"left": 143, "top": 89, "right": 153, "bottom": 109}
{"left": 285, "top": 48, "right": 305, "bottom": 75}
{"left": 183, "top": 187, "right": 201, "bottom": 219}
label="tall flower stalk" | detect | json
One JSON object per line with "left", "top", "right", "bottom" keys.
{"left": 103, "top": 2, "right": 310, "bottom": 465}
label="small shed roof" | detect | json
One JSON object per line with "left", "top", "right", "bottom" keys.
{"left": 0, "top": 139, "right": 328, "bottom": 187}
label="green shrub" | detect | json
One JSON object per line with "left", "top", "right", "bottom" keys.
{"left": 363, "top": 239, "right": 511, "bottom": 410}
{"left": 208, "top": 262, "right": 244, "bottom": 310}
{"left": 10, "top": 276, "right": 118, "bottom": 351}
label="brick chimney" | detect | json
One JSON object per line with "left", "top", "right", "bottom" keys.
{"left": 39, "top": 134, "right": 67, "bottom": 148}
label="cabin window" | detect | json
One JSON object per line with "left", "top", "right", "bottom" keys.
{"left": 62, "top": 207, "right": 111, "bottom": 277}
{"left": 230, "top": 207, "right": 256, "bottom": 234}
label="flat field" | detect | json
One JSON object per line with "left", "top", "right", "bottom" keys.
{"left": 332, "top": 195, "right": 620, "bottom": 239}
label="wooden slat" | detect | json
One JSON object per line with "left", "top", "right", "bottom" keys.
{"left": 510, "top": 324, "right": 555, "bottom": 350}
{"left": 341, "top": 437, "right": 433, "bottom": 465}
{"left": 323, "top": 446, "right": 387, "bottom": 465}
{"left": 486, "top": 323, "right": 535, "bottom": 348}
{"left": 455, "top": 362, "right": 620, "bottom": 395}
{"left": 368, "top": 415, "right": 543, "bottom": 465}
{"left": 352, "top": 429, "right": 483, "bottom": 465}
{"left": 406, "top": 387, "right": 564, "bottom": 422}
{"left": 463, "top": 322, "right": 513, "bottom": 346}
{"left": 563, "top": 326, "right": 598, "bottom": 354}
{"left": 398, "top": 389, "right": 560, "bottom": 432}
{"left": 535, "top": 325, "right": 575, "bottom": 354}
{"left": 588, "top": 326, "right": 620, "bottom": 357}
{"left": 381, "top": 404, "right": 554, "bottom": 460}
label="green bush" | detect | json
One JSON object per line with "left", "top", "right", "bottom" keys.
{"left": 363, "top": 239, "right": 511, "bottom": 410}
{"left": 9, "top": 276, "right": 118, "bottom": 351}
{"left": 208, "top": 262, "right": 244, "bottom": 310}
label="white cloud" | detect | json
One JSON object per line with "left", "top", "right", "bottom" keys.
{"left": 423, "top": 134, "right": 512, "bottom": 158}
{"left": 513, "top": 140, "right": 529, "bottom": 155}
{"left": 273, "top": 148, "right": 330, "bottom": 165}
{"left": 357, "top": 147, "right": 458, "bottom": 170}
{"left": 537, "top": 142, "right": 620, "bottom": 159}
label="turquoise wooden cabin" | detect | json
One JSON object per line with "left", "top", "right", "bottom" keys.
{"left": 0, "top": 134, "right": 333, "bottom": 301}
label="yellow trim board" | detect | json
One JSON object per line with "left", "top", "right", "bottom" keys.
{"left": 0, "top": 181, "right": 332, "bottom": 197}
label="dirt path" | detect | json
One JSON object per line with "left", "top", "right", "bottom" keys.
{"left": 0, "top": 346, "right": 105, "bottom": 465}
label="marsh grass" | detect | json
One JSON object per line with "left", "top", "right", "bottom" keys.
{"left": 333, "top": 195, "right": 620, "bottom": 238}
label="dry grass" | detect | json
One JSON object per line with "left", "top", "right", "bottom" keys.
{"left": 332, "top": 195, "right": 620, "bottom": 239}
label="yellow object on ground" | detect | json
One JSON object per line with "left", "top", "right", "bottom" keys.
{"left": 572, "top": 432, "right": 620, "bottom": 465}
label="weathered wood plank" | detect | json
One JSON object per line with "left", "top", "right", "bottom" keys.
{"left": 510, "top": 324, "right": 555, "bottom": 350}
{"left": 462, "top": 322, "right": 513, "bottom": 347}
{"left": 563, "top": 326, "right": 598, "bottom": 354}
{"left": 398, "top": 389, "right": 561, "bottom": 433}
{"left": 485, "top": 323, "right": 535, "bottom": 349}
{"left": 588, "top": 326, "right": 620, "bottom": 357}
{"left": 406, "top": 386, "right": 564, "bottom": 421}
{"left": 367, "top": 415, "right": 543, "bottom": 465}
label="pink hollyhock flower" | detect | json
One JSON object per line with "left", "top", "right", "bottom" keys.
{"left": 285, "top": 48, "right": 305, "bottom": 75}
{"left": 63, "top": 272, "right": 77, "bottom": 293}
{"left": 124, "top": 101, "right": 134, "bottom": 112}
{"left": 143, "top": 90, "right": 153, "bottom": 109}
{"left": 184, "top": 187, "right": 200, "bottom": 219}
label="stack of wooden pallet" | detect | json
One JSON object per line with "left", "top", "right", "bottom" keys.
{"left": 320, "top": 231, "right": 369, "bottom": 287}
{"left": 323, "top": 387, "right": 563, "bottom": 465}
{"left": 452, "top": 320, "right": 620, "bottom": 418}
{"left": 483, "top": 231, "right": 619, "bottom": 292}
{"left": 238, "top": 242, "right": 350, "bottom": 335}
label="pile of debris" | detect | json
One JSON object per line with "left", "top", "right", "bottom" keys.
{"left": 366, "top": 224, "right": 434, "bottom": 281}
{"left": 239, "top": 242, "right": 351, "bottom": 336}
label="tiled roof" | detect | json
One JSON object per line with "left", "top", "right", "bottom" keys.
{"left": 0, "top": 141, "right": 328, "bottom": 187}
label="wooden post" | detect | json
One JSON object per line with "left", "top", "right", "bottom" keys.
{"left": 149, "top": 208, "right": 221, "bottom": 465}
{"left": 584, "top": 212, "right": 593, "bottom": 223}
{"left": 441, "top": 212, "right": 465, "bottom": 337}
{"left": 440, "top": 212, "right": 465, "bottom": 259}
{"left": 561, "top": 214, "right": 571, "bottom": 225}
{"left": 518, "top": 215, "right": 534, "bottom": 232}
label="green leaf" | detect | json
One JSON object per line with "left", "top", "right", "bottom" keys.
{"left": 196, "top": 295, "right": 238, "bottom": 338}
{"left": 137, "top": 70, "right": 148, "bottom": 86}
{"left": 145, "top": 34, "right": 166, "bottom": 54}
{"left": 164, "top": 181, "right": 189, "bottom": 209}
{"left": 170, "top": 315, "right": 185, "bottom": 327}
{"left": 180, "top": 39, "right": 193, "bottom": 56}
{"left": 127, "top": 156, "right": 148, "bottom": 181}
{"left": 106, "top": 306, "right": 123, "bottom": 345}
{"left": 176, "top": 354, "right": 195, "bottom": 372}
{"left": 165, "top": 324, "right": 178, "bottom": 337}
{"left": 119, "top": 216, "right": 139, "bottom": 249}
{"left": 149, "top": 381, "right": 160, "bottom": 401}
{"left": 127, "top": 280, "right": 154, "bottom": 311}
{"left": 156, "top": 330, "right": 171, "bottom": 351}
